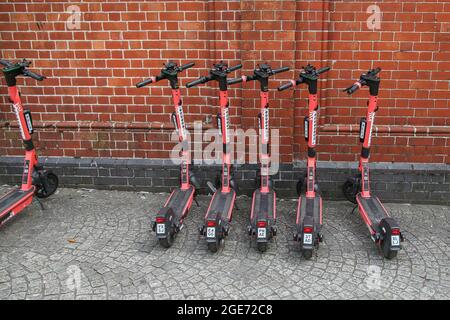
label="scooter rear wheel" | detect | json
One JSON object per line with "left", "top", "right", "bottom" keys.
{"left": 381, "top": 239, "right": 398, "bottom": 259}
{"left": 158, "top": 227, "right": 175, "bottom": 248}
{"left": 207, "top": 240, "right": 219, "bottom": 253}
{"left": 301, "top": 249, "right": 313, "bottom": 260}
{"left": 257, "top": 242, "right": 268, "bottom": 253}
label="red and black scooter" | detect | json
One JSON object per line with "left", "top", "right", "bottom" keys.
{"left": 279, "top": 64, "right": 330, "bottom": 259}
{"left": 136, "top": 61, "right": 200, "bottom": 248}
{"left": 186, "top": 61, "right": 242, "bottom": 252}
{"left": 342, "top": 68, "right": 404, "bottom": 259}
{"left": 229, "top": 63, "right": 289, "bottom": 252}
{"left": 0, "top": 59, "right": 58, "bottom": 228}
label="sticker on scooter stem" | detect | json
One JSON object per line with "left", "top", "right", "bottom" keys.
{"left": 309, "top": 111, "right": 317, "bottom": 146}
{"left": 223, "top": 108, "right": 230, "bottom": 144}
{"left": 359, "top": 118, "right": 366, "bottom": 142}
{"left": 262, "top": 107, "right": 269, "bottom": 143}
{"left": 304, "top": 116, "right": 309, "bottom": 141}
{"left": 156, "top": 223, "right": 165, "bottom": 234}
{"left": 13, "top": 103, "right": 26, "bottom": 140}
{"left": 24, "top": 110, "right": 33, "bottom": 134}
{"left": 171, "top": 112, "right": 178, "bottom": 135}
{"left": 177, "top": 105, "right": 187, "bottom": 140}
{"left": 22, "top": 160, "right": 30, "bottom": 185}
{"left": 217, "top": 112, "right": 222, "bottom": 136}
{"left": 367, "top": 112, "right": 375, "bottom": 146}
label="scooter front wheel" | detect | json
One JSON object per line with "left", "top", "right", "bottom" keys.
{"left": 342, "top": 178, "right": 358, "bottom": 204}
{"left": 36, "top": 171, "right": 59, "bottom": 199}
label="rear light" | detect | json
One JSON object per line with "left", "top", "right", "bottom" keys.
{"left": 156, "top": 217, "right": 166, "bottom": 223}
{"left": 391, "top": 228, "right": 400, "bottom": 235}
{"left": 257, "top": 221, "right": 267, "bottom": 228}
{"left": 207, "top": 221, "right": 216, "bottom": 227}
{"left": 303, "top": 226, "right": 313, "bottom": 233}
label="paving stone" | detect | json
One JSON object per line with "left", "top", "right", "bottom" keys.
{"left": 0, "top": 186, "right": 449, "bottom": 300}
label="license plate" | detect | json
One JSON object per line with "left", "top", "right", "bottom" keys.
{"left": 257, "top": 228, "right": 266, "bottom": 239}
{"left": 207, "top": 227, "right": 216, "bottom": 238}
{"left": 156, "top": 223, "right": 165, "bottom": 234}
{"left": 303, "top": 233, "right": 313, "bottom": 245}
{"left": 391, "top": 235, "right": 400, "bottom": 246}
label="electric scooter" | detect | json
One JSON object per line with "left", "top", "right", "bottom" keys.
{"left": 228, "top": 63, "right": 289, "bottom": 252}
{"left": 278, "top": 64, "right": 330, "bottom": 259}
{"left": 342, "top": 68, "right": 404, "bottom": 259}
{"left": 0, "top": 59, "right": 58, "bottom": 228}
{"left": 136, "top": 61, "right": 200, "bottom": 248}
{"left": 186, "top": 61, "right": 242, "bottom": 253}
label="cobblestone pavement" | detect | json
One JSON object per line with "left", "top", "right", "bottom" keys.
{"left": 0, "top": 185, "right": 449, "bottom": 300}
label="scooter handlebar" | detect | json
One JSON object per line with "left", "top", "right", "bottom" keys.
{"left": 23, "top": 69, "right": 46, "bottom": 81}
{"left": 180, "top": 62, "right": 195, "bottom": 71}
{"left": 316, "top": 66, "right": 330, "bottom": 75}
{"left": 272, "top": 66, "right": 290, "bottom": 74}
{"left": 227, "top": 77, "right": 243, "bottom": 85}
{"left": 226, "top": 64, "right": 242, "bottom": 73}
{"left": 136, "top": 78, "right": 154, "bottom": 88}
{"left": 370, "top": 67, "right": 381, "bottom": 76}
{"left": 343, "top": 82, "right": 361, "bottom": 95}
{"left": 186, "top": 76, "right": 208, "bottom": 88}
{"left": 278, "top": 81, "right": 294, "bottom": 91}
{"left": 0, "top": 59, "right": 13, "bottom": 68}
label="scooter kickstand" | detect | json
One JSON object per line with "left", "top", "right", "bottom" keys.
{"left": 35, "top": 197, "right": 45, "bottom": 211}
{"left": 194, "top": 197, "right": 200, "bottom": 207}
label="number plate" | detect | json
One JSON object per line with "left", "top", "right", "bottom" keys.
{"left": 257, "top": 228, "right": 266, "bottom": 239}
{"left": 207, "top": 227, "right": 216, "bottom": 238}
{"left": 156, "top": 223, "right": 165, "bottom": 235}
{"left": 391, "top": 235, "right": 400, "bottom": 246}
{"left": 303, "top": 233, "right": 313, "bottom": 245}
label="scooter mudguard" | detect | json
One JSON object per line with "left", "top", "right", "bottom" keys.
{"left": 153, "top": 207, "right": 175, "bottom": 239}
{"left": 379, "top": 217, "right": 402, "bottom": 250}
{"left": 301, "top": 215, "right": 315, "bottom": 250}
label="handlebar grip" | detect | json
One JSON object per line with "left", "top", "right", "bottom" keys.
{"left": 23, "top": 70, "right": 45, "bottom": 81}
{"left": 227, "top": 77, "right": 243, "bottom": 85}
{"left": 227, "top": 64, "right": 242, "bottom": 73}
{"left": 186, "top": 76, "right": 207, "bottom": 88}
{"left": 343, "top": 83, "right": 361, "bottom": 95}
{"left": 272, "top": 66, "right": 290, "bottom": 74}
{"left": 0, "top": 60, "right": 13, "bottom": 68}
{"left": 136, "top": 78, "right": 153, "bottom": 88}
{"left": 317, "top": 66, "right": 330, "bottom": 75}
{"left": 180, "top": 62, "right": 195, "bottom": 71}
{"left": 372, "top": 67, "right": 381, "bottom": 75}
{"left": 278, "top": 81, "right": 294, "bottom": 91}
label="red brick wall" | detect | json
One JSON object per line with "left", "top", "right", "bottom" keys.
{"left": 0, "top": 0, "right": 449, "bottom": 164}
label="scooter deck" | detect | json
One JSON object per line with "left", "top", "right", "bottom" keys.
{"left": 0, "top": 187, "right": 35, "bottom": 218}
{"left": 251, "top": 189, "right": 275, "bottom": 221}
{"left": 297, "top": 194, "right": 322, "bottom": 226}
{"left": 356, "top": 194, "right": 388, "bottom": 232}
{"left": 164, "top": 185, "right": 195, "bottom": 219}
{"left": 206, "top": 189, "right": 236, "bottom": 222}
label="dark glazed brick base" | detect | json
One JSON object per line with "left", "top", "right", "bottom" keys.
{"left": 0, "top": 156, "right": 449, "bottom": 205}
